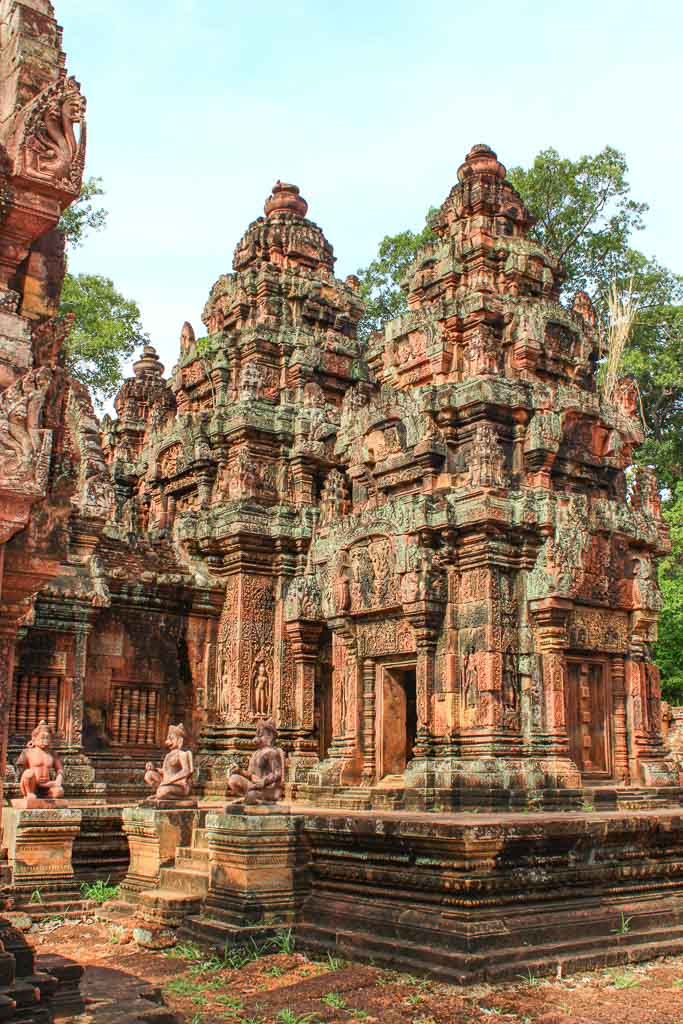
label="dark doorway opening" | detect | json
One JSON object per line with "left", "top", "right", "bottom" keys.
{"left": 565, "top": 658, "right": 612, "bottom": 778}
{"left": 315, "top": 633, "right": 333, "bottom": 760}
{"left": 379, "top": 665, "right": 417, "bottom": 779}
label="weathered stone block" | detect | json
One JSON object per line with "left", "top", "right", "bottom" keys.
{"left": 1, "top": 806, "right": 81, "bottom": 891}
{"left": 119, "top": 806, "right": 198, "bottom": 901}
{"left": 201, "top": 809, "right": 303, "bottom": 929}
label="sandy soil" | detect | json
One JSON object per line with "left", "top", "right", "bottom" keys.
{"left": 30, "top": 916, "right": 683, "bottom": 1024}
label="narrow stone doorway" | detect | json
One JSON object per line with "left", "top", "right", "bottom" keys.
{"left": 316, "top": 652, "right": 333, "bottom": 761}
{"left": 565, "top": 658, "right": 612, "bottom": 778}
{"left": 377, "top": 663, "right": 418, "bottom": 781}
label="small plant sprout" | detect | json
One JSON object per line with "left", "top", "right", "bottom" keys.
{"left": 29, "top": 889, "right": 43, "bottom": 904}
{"left": 321, "top": 991, "right": 347, "bottom": 1009}
{"left": 611, "top": 912, "right": 632, "bottom": 935}
{"left": 80, "top": 878, "right": 119, "bottom": 904}
{"left": 325, "top": 951, "right": 347, "bottom": 971}
{"left": 272, "top": 928, "right": 295, "bottom": 954}
{"left": 518, "top": 968, "right": 540, "bottom": 987}
{"left": 276, "top": 1012, "right": 319, "bottom": 1024}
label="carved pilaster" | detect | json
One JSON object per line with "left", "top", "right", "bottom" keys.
{"left": 528, "top": 598, "right": 572, "bottom": 757}
{"left": 611, "top": 655, "right": 629, "bottom": 783}
{"left": 0, "top": 629, "right": 17, "bottom": 806}
{"left": 285, "top": 620, "right": 322, "bottom": 733}
{"left": 68, "top": 627, "right": 89, "bottom": 751}
{"left": 361, "top": 657, "right": 376, "bottom": 784}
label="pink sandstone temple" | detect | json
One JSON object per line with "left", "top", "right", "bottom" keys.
{"left": 0, "top": 0, "right": 681, "bottom": 1006}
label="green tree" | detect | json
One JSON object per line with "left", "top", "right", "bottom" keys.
{"left": 58, "top": 176, "right": 108, "bottom": 247}
{"left": 656, "top": 482, "right": 683, "bottom": 702}
{"left": 356, "top": 217, "right": 435, "bottom": 340}
{"left": 507, "top": 146, "right": 648, "bottom": 304}
{"left": 57, "top": 177, "right": 149, "bottom": 403}
{"left": 60, "top": 273, "right": 147, "bottom": 400}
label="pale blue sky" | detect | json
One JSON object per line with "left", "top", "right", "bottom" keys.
{"left": 58, "top": 0, "right": 682, "bottom": 384}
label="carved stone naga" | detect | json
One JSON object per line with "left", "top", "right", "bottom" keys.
{"left": 22, "top": 75, "right": 87, "bottom": 187}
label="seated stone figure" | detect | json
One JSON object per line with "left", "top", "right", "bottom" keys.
{"left": 144, "top": 723, "right": 194, "bottom": 802}
{"left": 17, "top": 720, "right": 65, "bottom": 801}
{"left": 227, "top": 719, "right": 285, "bottom": 805}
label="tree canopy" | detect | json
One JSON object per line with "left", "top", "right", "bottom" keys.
{"left": 58, "top": 176, "right": 148, "bottom": 403}
{"left": 60, "top": 273, "right": 147, "bottom": 400}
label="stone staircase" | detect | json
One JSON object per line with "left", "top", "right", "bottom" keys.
{"left": 137, "top": 825, "right": 210, "bottom": 930}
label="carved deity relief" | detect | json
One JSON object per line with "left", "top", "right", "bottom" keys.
{"left": 276, "top": 460, "right": 294, "bottom": 502}
{"left": 464, "top": 423, "right": 507, "bottom": 489}
{"left": 251, "top": 660, "right": 271, "bottom": 717}
{"left": 228, "top": 448, "right": 260, "bottom": 500}
{"left": 216, "top": 579, "right": 239, "bottom": 721}
{"left": 319, "top": 469, "right": 350, "bottom": 526}
{"left": 328, "top": 552, "right": 351, "bottom": 615}
{"left": 332, "top": 639, "right": 352, "bottom": 736}
{"left": 401, "top": 540, "right": 444, "bottom": 605}
{"left": 502, "top": 647, "right": 520, "bottom": 729}
{"left": 238, "top": 361, "right": 263, "bottom": 401}
{"left": 463, "top": 648, "right": 478, "bottom": 716}
{"left": 613, "top": 377, "right": 639, "bottom": 419}
{"left": 466, "top": 324, "right": 499, "bottom": 376}
{"left": 364, "top": 423, "right": 404, "bottom": 463}
{"left": 284, "top": 573, "right": 322, "bottom": 622}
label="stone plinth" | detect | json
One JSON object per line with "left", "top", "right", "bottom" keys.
{"left": 119, "top": 806, "right": 198, "bottom": 902}
{"left": 1, "top": 806, "right": 81, "bottom": 893}
{"left": 192, "top": 809, "right": 304, "bottom": 941}
{"left": 297, "top": 806, "right": 683, "bottom": 982}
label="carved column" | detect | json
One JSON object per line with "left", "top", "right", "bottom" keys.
{"left": 403, "top": 596, "right": 444, "bottom": 759}
{"left": 611, "top": 655, "right": 629, "bottom": 784}
{"left": 285, "top": 619, "right": 323, "bottom": 777}
{"left": 528, "top": 598, "right": 572, "bottom": 758}
{"left": 0, "top": 629, "right": 17, "bottom": 807}
{"left": 361, "top": 657, "right": 376, "bottom": 784}
{"left": 67, "top": 626, "right": 90, "bottom": 752}
{"left": 412, "top": 632, "right": 437, "bottom": 758}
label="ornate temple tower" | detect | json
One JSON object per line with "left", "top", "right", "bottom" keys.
{"left": 100, "top": 181, "right": 364, "bottom": 785}
{"left": 285, "top": 144, "right": 671, "bottom": 809}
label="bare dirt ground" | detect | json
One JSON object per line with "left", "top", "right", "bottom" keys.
{"left": 30, "top": 916, "right": 683, "bottom": 1024}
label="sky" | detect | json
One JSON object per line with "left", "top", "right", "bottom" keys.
{"left": 57, "top": 0, "right": 683, "bottom": 388}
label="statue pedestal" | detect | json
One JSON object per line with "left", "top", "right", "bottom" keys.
{"left": 197, "top": 809, "right": 304, "bottom": 941}
{"left": 119, "top": 806, "right": 198, "bottom": 903}
{"left": 1, "top": 806, "right": 82, "bottom": 896}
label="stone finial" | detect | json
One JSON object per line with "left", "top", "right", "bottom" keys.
{"left": 457, "top": 143, "right": 507, "bottom": 183}
{"left": 133, "top": 345, "right": 164, "bottom": 380}
{"left": 264, "top": 181, "right": 308, "bottom": 219}
{"left": 180, "top": 321, "right": 195, "bottom": 352}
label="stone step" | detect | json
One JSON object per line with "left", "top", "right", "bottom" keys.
{"left": 158, "top": 867, "right": 209, "bottom": 897}
{"left": 176, "top": 845, "right": 209, "bottom": 868}
{"left": 299, "top": 915, "right": 683, "bottom": 984}
{"left": 191, "top": 827, "right": 208, "bottom": 849}
{"left": 22, "top": 897, "right": 93, "bottom": 923}
{"left": 138, "top": 888, "right": 202, "bottom": 908}
{"left": 138, "top": 888, "right": 202, "bottom": 927}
